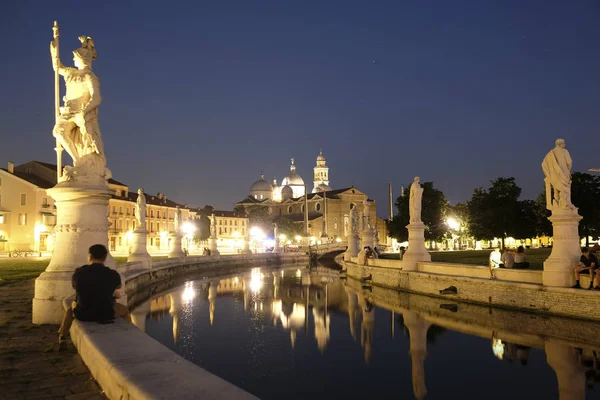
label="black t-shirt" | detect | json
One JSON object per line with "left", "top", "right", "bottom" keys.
{"left": 580, "top": 254, "right": 599, "bottom": 268}
{"left": 72, "top": 263, "right": 121, "bottom": 322}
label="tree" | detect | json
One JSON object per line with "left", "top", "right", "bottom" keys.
{"left": 233, "top": 204, "right": 247, "bottom": 217}
{"left": 192, "top": 215, "right": 210, "bottom": 241}
{"left": 247, "top": 205, "right": 272, "bottom": 234}
{"left": 467, "top": 177, "right": 521, "bottom": 248}
{"left": 513, "top": 199, "right": 546, "bottom": 240}
{"left": 275, "top": 217, "right": 303, "bottom": 240}
{"left": 387, "top": 182, "right": 449, "bottom": 242}
{"left": 571, "top": 172, "right": 600, "bottom": 247}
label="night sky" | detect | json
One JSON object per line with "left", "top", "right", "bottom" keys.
{"left": 1, "top": 1, "right": 599, "bottom": 215}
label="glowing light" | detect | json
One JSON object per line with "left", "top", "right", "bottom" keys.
{"left": 181, "top": 282, "right": 196, "bottom": 304}
{"left": 446, "top": 217, "right": 460, "bottom": 231}
{"left": 295, "top": 235, "right": 302, "bottom": 242}
{"left": 335, "top": 237, "right": 341, "bottom": 243}
{"left": 279, "top": 234, "right": 286, "bottom": 242}
{"left": 160, "top": 231, "right": 168, "bottom": 238}
{"left": 286, "top": 240, "right": 292, "bottom": 245}
{"left": 181, "top": 222, "right": 196, "bottom": 237}
{"left": 296, "top": 269, "right": 302, "bottom": 278}
{"left": 34, "top": 224, "right": 47, "bottom": 235}
{"left": 250, "top": 268, "right": 262, "bottom": 293}
{"left": 125, "top": 230, "right": 134, "bottom": 241}
{"left": 232, "top": 231, "right": 240, "bottom": 238}
{"left": 264, "top": 239, "right": 275, "bottom": 248}
{"left": 250, "top": 227, "right": 264, "bottom": 239}
{"left": 492, "top": 338, "right": 504, "bottom": 360}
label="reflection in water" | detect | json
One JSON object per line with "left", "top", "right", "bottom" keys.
{"left": 133, "top": 266, "right": 600, "bottom": 400}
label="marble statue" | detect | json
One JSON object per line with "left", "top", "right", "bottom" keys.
{"left": 135, "top": 188, "right": 146, "bottom": 228}
{"left": 211, "top": 213, "right": 217, "bottom": 238}
{"left": 409, "top": 177, "right": 423, "bottom": 224}
{"left": 51, "top": 34, "right": 110, "bottom": 183}
{"left": 174, "top": 206, "right": 181, "bottom": 232}
{"left": 542, "top": 139, "right": 574, "bottom": 210}
{"left": 350, "top": 206, "right": 358, "bottom": 235}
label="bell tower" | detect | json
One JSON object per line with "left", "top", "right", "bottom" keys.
{"left": 313, "top": 149, "right": 330, "bottom": 192}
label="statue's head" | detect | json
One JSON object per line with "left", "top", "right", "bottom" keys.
{"left": 73, "top": 36, "right": 97, "bottom": 69}
{"left": 137, "top": 188, "right": 144, "bottom": 195}
{"left": 414, "top": 176, "right": 420, "bottom": 182}
{"left": 555, "top": 138, "right": 566, "bottom": 148}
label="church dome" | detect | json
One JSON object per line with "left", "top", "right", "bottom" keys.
{"left": 281, "top": 158, "right": 304, "bottom": 186}
{"left": 281, "top": 185, "right": 294, "bottom": 200}
{"left": 250, "top": 174, "right": 273, "bottom": 200}
{"left": 315, "top": 183, "right": 332, "bottom": 192}
{"left": 316, "top": 150, "right": 326, "bottom": 162}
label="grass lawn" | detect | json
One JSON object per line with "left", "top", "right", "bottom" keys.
{"left": 381, "top": 248, "right": 552, "bottom": 270}
{"left": 0, "top": 256, "right": 130, "bottom": 286}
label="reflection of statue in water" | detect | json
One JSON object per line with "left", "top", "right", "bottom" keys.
{"left": 542, "top": 139, "right": 574, "bottom": 210}
{"left": 409, "top": 177, "right": 423, "bottom": 224}
{"left": 135, "top": 188, "right": 146, "bottom": 228}
{"left": 51, "top": 34, "right": 110, "bottom": 183}
{"left": 360, "top": 298, "right": 374, "bottom": 364}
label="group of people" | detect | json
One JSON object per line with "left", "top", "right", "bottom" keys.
{"left": 202, "top": 247, "right": 212, "bottom": 256}
{"left": 573, "top": 247, "right": 600, "bottom": 290}
{"left": 489, "top": 246, "right": 530, "bottom": 271}
{"left": 362, "top": 246, "right": 380, "bottom": 265}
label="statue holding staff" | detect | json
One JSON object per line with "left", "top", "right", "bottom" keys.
{"left": 50, "top": 27, "right": 108, "bottom": 182}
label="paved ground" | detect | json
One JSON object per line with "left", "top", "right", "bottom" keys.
{"left": 0, "top": 279, "right": 106, "bottom": 400}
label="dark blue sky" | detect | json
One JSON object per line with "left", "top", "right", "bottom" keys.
{"left": 2, "top": 1, "right": 599, "bottom": 215}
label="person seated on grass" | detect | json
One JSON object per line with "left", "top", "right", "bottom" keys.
{"left": 572, "top": 247, "right": 598, "bottom": 289}
{"left": 501, "top": 247, "right": 514, "bottom": 269}
{"left": 58, "top": 244, "right": 129, "bottom": 345}
{"left": 512, "top": 246, "right": 530, "bottom": 269}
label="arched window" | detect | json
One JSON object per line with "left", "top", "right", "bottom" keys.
{"left": 301, "top": 204, "right": 305, "bottom": 213}
{"left": 288, "top": 206, "right": 293, "bottom": 214}
{"left": 315, "top": 203, "right": 321, "bottom": 212}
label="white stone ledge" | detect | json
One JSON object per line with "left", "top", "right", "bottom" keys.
{"left": 70, "top": 318, "right": 257, "bottom": 400}
{"left": 418, "top": 261, "right": 542, "bottom": 284}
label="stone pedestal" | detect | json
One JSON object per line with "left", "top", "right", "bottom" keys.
{"left": 241, "top": 236, "right": 252, "bottom": 255}
{"left": 168, "top": 234, "right": 184, "bottom": 258}
{"left": 402, "top": 222, "right": 431, "bottom": 271}
{"left": 33, "top": 185, "right": 114, "bottom": 325}
{"left": 274, "top": 236, "right": 280, "bottom": 253}
{"left": 208, "top": 237, "right": 220, "bottom": 257}
{"left": 127, "top": 228, "right": 152, "bottom": 269}
{"left": 543, "top": 208, "right": 582, "bottom": 287}
{"left": 344, "top": 233, "right": 359, "bottom": 261}
{"left": 545, "top": 340, "right": 585, "bottom": 400}
{"left": 357, "top": 229, "right": 374, "bottom": 262}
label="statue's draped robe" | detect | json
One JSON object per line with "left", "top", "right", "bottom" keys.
{"left": 542, "top": 147, "right": 572, "bottom": 206}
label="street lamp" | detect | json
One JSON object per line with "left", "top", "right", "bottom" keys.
{"left": 181, "top": 222, "right": 196, "bottom": 253}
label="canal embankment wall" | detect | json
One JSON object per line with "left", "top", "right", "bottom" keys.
{"left": 341, "top": 256, "right": 600, "bottom": 321}
{"left": 67, "top": 252, "right": 308, "bottom": 400}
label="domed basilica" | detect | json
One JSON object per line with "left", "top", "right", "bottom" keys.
{"left": 237, "top": 150, "right": 387, "bottom": 242}
{"left": 248, "top": 151, "right": 331, "bottom": 202}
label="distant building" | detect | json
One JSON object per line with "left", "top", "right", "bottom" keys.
{"left": 0, "top": 161, "right": 196, "bottom": 254}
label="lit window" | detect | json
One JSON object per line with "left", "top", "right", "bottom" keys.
{"left": 151, "top": 223, "right": 154, "bottom": 232}
{"left": 0, "top": 215, "right": 4, "bottom": 224}
{"left": 19, "top": 213, "right": 27, "bottom": 225}
{"left": 119, "top": 207, "right": 122, "bottom": 214}
{"left": 126, "top": 208, "right": 130, "bottom": 215}
{"left": 126, "top": 220, "right": 130, "bottom": 230}
{"left": 151, "top": 210, "right": 154, "bottom": 217}
{"left": 112, "top": 206, "right": 116, "bottom": 213}
{"left": 20, "top": 194, "right": 27, "bottom": 206}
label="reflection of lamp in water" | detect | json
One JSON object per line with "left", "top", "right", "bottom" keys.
{"left": 492, "top": 338, "right": 504, "bottom": 360}
{"left": 181, "top": 282, "right": 195, "bottom": 304}
{"left": 250, "top": 269, "right": 262, "bottom": 293}
{"left": 208, "top": 281, "right": 217, "bottom": 326}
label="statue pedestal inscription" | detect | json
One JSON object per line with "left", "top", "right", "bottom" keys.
{"left": 543, "top": 208, "right": 582, "bottom": 287}
{"left": 33, "top": 185, "right": 115, "bottom": 324}
{"left": 402, "top": 222, "right": 431, "bottom": 271}
{"left": 128, "top": 228, "right": 152, "bottom": 269}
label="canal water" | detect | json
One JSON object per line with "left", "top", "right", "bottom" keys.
{"left": 132, "top": 266, "right": 600, "bottom": 399}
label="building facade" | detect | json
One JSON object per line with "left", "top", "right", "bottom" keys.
{"left": 0, "top": 161, "right": 196, "bottom": 255}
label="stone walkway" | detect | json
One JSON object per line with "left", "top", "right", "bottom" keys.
{"left": 0, "top": 279, "right": 106, "bottom": 400}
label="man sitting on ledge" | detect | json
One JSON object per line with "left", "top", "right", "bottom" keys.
{"left": 572, "top": 247, "right": 598, "bottom": 289}
{"left": 58, "top": 244, "right": 130, "bottom": 344}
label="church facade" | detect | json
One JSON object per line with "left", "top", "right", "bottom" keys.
{"left": 237, "top": 151, "right": 387, "bottom": 242}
